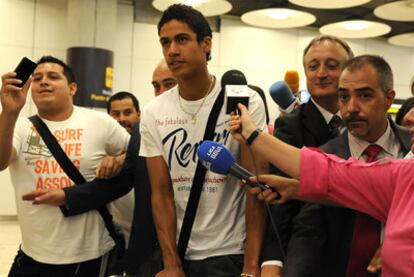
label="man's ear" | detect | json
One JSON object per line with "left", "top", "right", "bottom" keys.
{"left": 202, "top": 36, "right": 212, "bottom": 56}
{"left": 385, "top": 89, "right": 395, "bottom": 109}
{"left": 69, "top": 82, "right": 77, "bottom": 96}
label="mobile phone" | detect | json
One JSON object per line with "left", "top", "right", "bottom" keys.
{"left": 14, "top": 57, "right": 37, "bottom": 87}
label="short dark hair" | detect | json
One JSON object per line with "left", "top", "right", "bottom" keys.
{"left": 303, "top": 35, "right": 354, "bottom": 64}
{"left": 342, "top": 55, "right": 393, "bottom": 93}
{"left": 107, "top": 91, "right": 140, "bottom": 113}
{"left": 37, "top": 56, "right": 76, "bottom": 84}
{"left": 157, "top": 4, "right": 212, "bottom": 61}
{"left": 396, "top": 97, "right": 414, "bottom": 125}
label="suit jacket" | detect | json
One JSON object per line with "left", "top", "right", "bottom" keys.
{"left": 307, "top": 119, "right": 411, "bottom": 276}
{"left": 262, "top": 100, "right": 336, "bottom": 276}
{"left": 63, "top": 122, "right": 156, "bottom": 275}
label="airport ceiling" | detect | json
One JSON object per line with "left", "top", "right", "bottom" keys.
{"left": 132, "top": 0, "right": 414, "bottom": 38}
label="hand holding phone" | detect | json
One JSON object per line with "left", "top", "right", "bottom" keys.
{"left": 14, "top": 57, "right": 37, "bottom": 87}
{"left": 0, "top": 57, "right": 36, "bottom": 113}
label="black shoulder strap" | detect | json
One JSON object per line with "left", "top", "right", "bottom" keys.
{"left": 177, "top": 87, "right": 225, "bottom": 261}
{"left": 29, "top": 115, "right": 119, "bottom": 245}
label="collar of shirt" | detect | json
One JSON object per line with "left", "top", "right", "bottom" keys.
{"left": 348, "top": 121, "right": 402, "bottom": 161}
{"left": 311, "top": 98, "right": 341, "bottom": 125}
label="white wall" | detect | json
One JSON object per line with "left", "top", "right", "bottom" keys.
{"left": 0, "top": 0, "right": 413, "bottom": 215}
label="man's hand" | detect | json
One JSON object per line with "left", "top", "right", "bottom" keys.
{"left": 22, "top": 189, "right": 66, "bottom": 206}
{"left": 248, "top": 175, "right": 299, "bottom": 205}
{"left": 155, "top": 266, "right": 185, "bottom": 277}
{"left": 261, "top": 265, "right": 282, "bottom": 277}
{"left": 367, "top": 246, "right": 382, "bottom": 273}
{"left": 95, "top": 153, "right": 126, "bottom": 179}
{"left": 229, "top": 103, "right": 258, "bottom": 144}
{"left": 1, "top": 72, "right": 31, "bottom": 115}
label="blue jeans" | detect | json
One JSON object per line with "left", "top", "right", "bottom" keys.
{"left": 183, "top": 254, "right": 243, "bottom": 277}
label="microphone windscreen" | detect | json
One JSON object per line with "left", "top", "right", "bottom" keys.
{"left": 284, "top": 70, "right": 300, "bottom": 94}
{"left": 221, "top": 69, "right": 247, "bottom": 87}
{"left": 269, "top": 81, "right": 296, "bottom": 110}
{"left": 197, "top": 140, "right": 235, "bottom": 175}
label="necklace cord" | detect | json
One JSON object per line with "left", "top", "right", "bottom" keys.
{"left": 178, "top": 75, "right": 216, "bottom": 123}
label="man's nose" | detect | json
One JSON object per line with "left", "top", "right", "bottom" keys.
{"left": 316, "top": 65, "right": 328, "bottom": 78}
{"left": 40, "top": 75, "right": 49, "bottom": 85}
{"left": 168, "top": 41, "right": 179, "bottom": 57}
{"left": 346, "top": 96, "right": 360, "bottom": 113}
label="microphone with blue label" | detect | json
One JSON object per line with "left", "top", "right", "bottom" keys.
{"left": 197, "top": 140, "right": 281, "bottom": 199}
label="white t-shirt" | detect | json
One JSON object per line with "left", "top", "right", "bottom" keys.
{"left": 10, "top": 106, "right": 130, "bottom": 264}
{"left": 140, "top": 79, "right": 266, "bottom": 260}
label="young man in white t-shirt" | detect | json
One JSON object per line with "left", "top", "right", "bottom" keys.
{"left": 0, "top": 56, "right": 129, "bottom": 276}
{"left": 139, "top": 4, "right": 268, "bottom": 277}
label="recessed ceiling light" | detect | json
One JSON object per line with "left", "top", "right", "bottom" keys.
{"left": 266, "top": 9, "right": 293, "bottom": 20}
{"left": 182, "top": 0, "right": 206, "bottom": 7}
{"left": 343, "top": 21, "right": 370, "bottom": 31}
{"left": 241, "top": 8, "right": 315, "bottom": 29}
{"left": 289, "top": 0, "right": 371, "bottom": 9}
{"left": 388, "top": 32, "right": 414, "bottom": 47}
{"left": 152, "top": 0, "right": 232, "bottom": 17}
{"left": 374, "top": 0, "right": 414, "bottom": 22}
{"left": 320, "top": 20, "right": 391, "bottom": 39}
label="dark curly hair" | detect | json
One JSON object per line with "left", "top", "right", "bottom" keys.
{"left": 37, "top": 56, "right": 75, "bottom": 84}
{"left": 157, "top": 4, "right": 212, "bottom": 61}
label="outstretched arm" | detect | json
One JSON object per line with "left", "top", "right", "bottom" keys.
{"left": 230, "top": 104, "right": 301, "bottom": 180}
{"left": 0, "top": 72, "right": 32, "bottom": 170}
{"left": 22, "top": 167, "right": 134, "bottom": 216}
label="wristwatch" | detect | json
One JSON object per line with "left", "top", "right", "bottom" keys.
{"left": 245, "top": 128, "right": 262, "bottom": 145}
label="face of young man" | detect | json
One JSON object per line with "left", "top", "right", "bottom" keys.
{"left": 31, "top": 62, "right": 76, "bottom": 113}
{"left": 159, "top": 19, "right": 211, "bottom": 81}
{"left": 304, "top": 40, "right": 350, "bottom": 101}
{"left": 338, "top": 63, "right": 395, "bottom": 142}
{"left": 152, "top": 61, "right": 177, "bottom": 96}
{"left": 109, "top": 97, "right": 140, "bottom": 134}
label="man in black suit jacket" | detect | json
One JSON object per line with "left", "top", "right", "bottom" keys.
{"left": 261, "top": 35, "right": 354, "bottom": 276}
{"left": 66, "top": 122, "right": 156, "bottom": 275}
{"left": 312, "top": 55, "right": 410, "bottom": 276}
{"left": 262, "top": 55, "right": 409, "bottom": 276}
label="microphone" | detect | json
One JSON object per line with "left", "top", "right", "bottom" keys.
{"left": 284, "top": 70, "right": 300, "bottom": 95}
{"left": 222, "top": 69, "right": 249, "bottom": 114}
{"left": 197, "top": 140, "right": 281, "bottom": 198}
{"left": 269, "top": 81, "right": 299, "bottom": 114}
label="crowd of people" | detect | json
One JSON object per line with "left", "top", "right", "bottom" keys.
{"left": 1, "top": 3, "right": 414, "bottom": 277}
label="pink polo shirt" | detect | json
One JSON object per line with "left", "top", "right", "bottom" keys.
{"left": 299, "top": 147, "right": 414, "bottom": 277}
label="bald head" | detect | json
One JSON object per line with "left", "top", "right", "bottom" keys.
{"left": 152, "top": 59, "right": 177, "bottom": 96}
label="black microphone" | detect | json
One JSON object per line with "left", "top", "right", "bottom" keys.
{"left": 197, "top": 140, "right": 281, "bottom": 199}
{"left": 222, "top": 69, "right": 249, "bottom": 114}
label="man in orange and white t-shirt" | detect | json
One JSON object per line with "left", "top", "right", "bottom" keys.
{"left": 0, "top": 56, "right": 129, "bottom": 277}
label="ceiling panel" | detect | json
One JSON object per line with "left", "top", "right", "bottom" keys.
{"left": 134, "top": 0, "right": 414, "bottom": 38}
